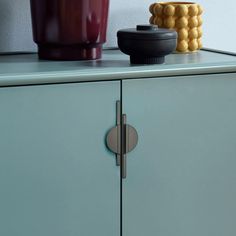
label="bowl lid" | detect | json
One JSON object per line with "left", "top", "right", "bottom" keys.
{"left": 117, "top": 24, "right": 177, "bottom": 40}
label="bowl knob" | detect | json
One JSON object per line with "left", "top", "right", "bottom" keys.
{"left": 136, "top": 24, "right": 158, "bottom": 31}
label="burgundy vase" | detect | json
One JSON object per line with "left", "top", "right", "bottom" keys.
{"left": 30, "top": 0, "right": 109, "bottom": 60}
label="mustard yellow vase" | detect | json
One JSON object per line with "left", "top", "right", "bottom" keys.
{"left": 149, "top": 2, "right": 203, "bottom": 53}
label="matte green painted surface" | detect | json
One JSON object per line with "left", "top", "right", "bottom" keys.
{"left": 123, "top": 73, "right": 236, "bottom": 236}
{"left": 0, "top": 81, "right": 120, "bottom": 236}
{"left": 0, "top": 49, "right": 236, "bottom": 86}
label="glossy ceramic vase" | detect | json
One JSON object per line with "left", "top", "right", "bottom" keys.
{"left": 30, "top": 0, "right": 109, "bottom": 60}
{"left": 149, "top": 2, "right": 203, "bottom": 53}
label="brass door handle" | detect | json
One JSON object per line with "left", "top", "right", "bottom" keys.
{"left": 106, "top": 101, "right": 138, "bottom": 179}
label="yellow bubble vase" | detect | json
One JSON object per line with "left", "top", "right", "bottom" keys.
{"left": 149, "top": 2, "right": 203, "bottom": 53}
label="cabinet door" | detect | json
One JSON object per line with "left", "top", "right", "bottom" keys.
{"left": 123, "top": 74, "right": 236, "bottom": 236}
{"left": 0, "top": 81, "right": 120, "bottom": 236}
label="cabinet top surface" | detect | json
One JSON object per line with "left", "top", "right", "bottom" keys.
{"left": 0, "top": 49, "right": 236, "bottom": 86}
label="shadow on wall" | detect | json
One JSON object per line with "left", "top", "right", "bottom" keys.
{"left": 0, "top": 0, "right": 36, "bottom": 53}
{"left": 105, "top": 7, "right": 151, "bottom": 48}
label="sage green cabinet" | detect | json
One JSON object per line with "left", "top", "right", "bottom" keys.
{"left": 122, "top": 73, "right": 236, "bottom": 236}
{"left": 0, "top": 81, "right": 120, "bottom": 236}
{"left": 1, "top": 49, "right": 236, "bottom": 236}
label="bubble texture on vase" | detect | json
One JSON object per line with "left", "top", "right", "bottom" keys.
{"left": 149, "top": 2, "right": 203, "bottom": 53}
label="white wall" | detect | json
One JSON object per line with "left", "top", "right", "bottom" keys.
{"left": 0, "top": 0, "right": 236, "bottom": 53}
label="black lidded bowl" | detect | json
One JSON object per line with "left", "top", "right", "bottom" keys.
{"left": 117, "top": 25, "right": 177, "bottom": 64}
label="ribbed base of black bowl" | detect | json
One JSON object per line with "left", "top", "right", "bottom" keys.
{"left": 130, "top": 56, "right": 165, "bottom": 65}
